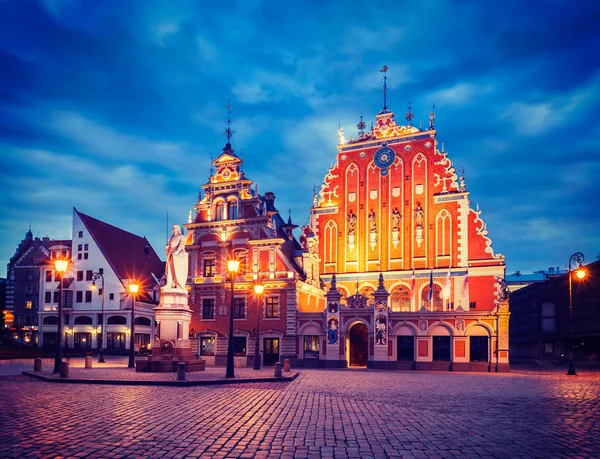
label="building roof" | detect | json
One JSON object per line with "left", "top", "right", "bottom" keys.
{"left": 75, "top": 209, "right": 164, "bottom": 302}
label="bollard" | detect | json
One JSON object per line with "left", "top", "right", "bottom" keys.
{"left": 59, "top": 361, "right": 69, "bottom": 379}
{"left": 274, "top": 362, "right": 283, "bottom": 377}
{"left": 34, "top": 358, "right": 42, "bottom": 372}
{"left": 283, "top": 359, "right": 290, "bottom": 372}
{"left": 177, "top": 362, "right": 187, "bottom": 381}
{"left": 85, "top": 356, "right": 93, "bottom": 369}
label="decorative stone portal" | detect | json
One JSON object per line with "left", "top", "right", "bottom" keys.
{"left": 349, "top": 323, "right": 368, "bottom": 367}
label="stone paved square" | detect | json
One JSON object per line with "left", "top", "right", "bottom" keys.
{"left": 1, "top": 361, "right": 599, "bottom": 458}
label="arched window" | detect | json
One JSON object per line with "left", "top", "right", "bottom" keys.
{"left": 229, "top": 200, "right": 238, "bottom": 220}
{"left": 107, "top": 315, "right": 127, "bottom": 325}
{"left": 436, "top": 209, "right": 452, "bottom": 262}
{"left": 215, "top": 202, "right": 225, "bottom": 221}
{"left": 43, "top": 316, "right": 59, "bottom": 324}
{"left": 134, "top": 317, "right": 152, "bottom": 326}
{"left": 421, "top": 284, "right": 443, "bottom": 312}
{"left": 390, "top": 286, "right": 411, "bottom": 312}
{"left": 74, "top": 316, "right": 93, "bottom": 325}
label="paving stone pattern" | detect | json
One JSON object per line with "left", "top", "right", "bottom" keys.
{"left": 1, "top": 364, "right": 600, "bottom": 458}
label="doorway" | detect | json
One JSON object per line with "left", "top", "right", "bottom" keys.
{"left": 263, "top": 338, "right": 280, "bottom": 366}
{"left": 349, "top": 323, "right": 368, "bottom": 366}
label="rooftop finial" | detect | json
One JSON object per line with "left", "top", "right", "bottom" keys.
{"left": 429, "top": 103, "right": 436, "bottom": 130}
{"left": 224, "top": 99, "right": 234, "bottom": 145}
{"left": 380, "top": 65, "right": 389, "bottom": 111}
{"left": 357, "top": 114, "right": 366, "bottom": 137}
{"left": 405, "top": 101, "right": 414, "bottom": 127}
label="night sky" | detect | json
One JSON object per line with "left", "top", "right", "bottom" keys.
{"left": 1, "top": 0, "right": 599, "bottom": 276}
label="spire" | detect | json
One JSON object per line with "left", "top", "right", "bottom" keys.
{"left": 223, "top": 99, "right": 235, "bottom": 151}
{"left": 429, "top": 103, "right": 436, "bottom": 130}
{"left": 357, "top": 114, "right": 366, "bottom": 137}
{"left": 405, "top": 101, "right": 414, "bottom": 127}
{"left": 380, "top": 65, "right": 389, "bottom": 113}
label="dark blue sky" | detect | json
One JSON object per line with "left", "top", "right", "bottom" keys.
{"left": 1, "top": 0, "right": 599, "bottom": 276}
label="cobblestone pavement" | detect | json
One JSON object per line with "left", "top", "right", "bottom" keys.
{"left": 1, "top": 365, "right": 600, "bottom": 458}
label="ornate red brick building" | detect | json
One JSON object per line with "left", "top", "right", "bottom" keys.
{"left": 299, "top": 85, "right": 509, "bottom": 371}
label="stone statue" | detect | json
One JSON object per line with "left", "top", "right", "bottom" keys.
{"left": 415, "top": 202, "right": 424, "bottom": 227}
{"left": 392, "top": 207, "right": 401, "bottom": 230}
{"left": 496, "top": 276, "right": 509, "bottom": 301}
{"left": 164, "top": 224, "right": 188, "bottom": 290}
{"left": 347, "top": 210, "right": 357, "bottom": 235}
{"left": 369, "top": 209, "right": 376, "bottom": 232}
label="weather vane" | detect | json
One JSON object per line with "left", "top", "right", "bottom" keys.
{"left": 429, "top": 103, "right": 436, "bottom": 130}
{"left": 224, "top": 99, "right": 235, "bottom": 144}
{"left": 380, "top": 65, "right": 388, "bottom": 111}
{"left": 405, "top": 101, "right": 414, "bottom": 127}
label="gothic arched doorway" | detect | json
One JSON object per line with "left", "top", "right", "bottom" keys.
{"left": 349, "top": 323, "right": 368, "bottom": 367}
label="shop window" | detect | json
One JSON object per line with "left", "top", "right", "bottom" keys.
{"left": 470, "top": 336, "right": 488, "bottom": 362}
{"left": 106, "top": 332, "right": 126, "bottom": 349}
{"left": 432, "top": 336, "right": 451, "bottom": 361}
{"left": 74, "top": 333, "right": 92, "bottom": 349}
{"left": 303, "top": 336, "right": 319, "bottom": 359}
{"left": 397, "top": 336, "right": 414, "bottom": 361}
{"left": 232, "top": 336, "right": 247, "bottom": 356}
{"left": 200, "top": 336, "right": 216, "bottom": 356}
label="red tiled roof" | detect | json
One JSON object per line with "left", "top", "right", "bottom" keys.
{"left": 76, "top": 209, "right": 165, "bottom": 303}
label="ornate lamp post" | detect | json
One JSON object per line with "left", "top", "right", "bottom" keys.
{"left": 128, "top": 282, "right": 139, "bottom": 369}
{"left": 53, "top": 258, "right": 69, "bottom": 374}
{"left": 253, "top": 283, "right": 264, "bottom": 370}
{"left": 225, "top": 255, "right": 240, "bottom": 378}
{"left": 91, "top": 272, "right": 105, "bottom": 363}
{"left": 567, "top": 252, "right": 586, "bottom": 376}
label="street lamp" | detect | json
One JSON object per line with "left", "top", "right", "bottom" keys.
{"left": 253, "top": 283, "right": 264, "bottom": 370}
{"left": 53, "top": 258, "right": 69, "bottom": 374}
{"left": 128, "top": 282, "right": 139, "bottom": 369}
{"left": 567, "top": 252, "right": 586, "bottom": 376}
{"left": 225, "top": 256, "right": 240, "bottom": 378}
{"left": 91, "top": 272, "right": 105, "bottom": 363}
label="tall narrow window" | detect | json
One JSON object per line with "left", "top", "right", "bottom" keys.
{"left": 215, "top": 202, "right": 225, "bottom": 221}
{"left": 233, "top": 298, "right": 246, "bottom": 319}
{"left": 265, "top": 297, "right": 280, "bottom": 318}
{"left": 202, "top": 299, "right": 215, "bottom": 319}
{"left": 203, "top": 259, "right": 216, "bottom": 277}
{"left": 229, "top": 201, "right": 238, "bottom": 220}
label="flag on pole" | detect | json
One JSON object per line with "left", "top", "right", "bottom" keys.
{"left": 445, "top": 267, "right": 452, "bottom": 310}
{"left": 463, "top": 268, "right": 469, "bottom": 297}
{"left": 411, "top": 268, "right": 416, "bottom": 292}
{"left": 428, "top": 269, "right": 434, "bottom": 310}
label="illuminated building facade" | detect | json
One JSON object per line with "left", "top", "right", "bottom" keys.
{"left": 185, "top": 140, "right": 323, "bottom": 367}
{"left": 37, "top": 209, "right": 163, "bottom": 353}
{"left": 302, "top": 93, "right": 510, "bottom": 371}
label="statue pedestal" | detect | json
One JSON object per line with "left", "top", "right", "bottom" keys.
{"left": 136, "top": 287, "right": 205, "bottom": 373}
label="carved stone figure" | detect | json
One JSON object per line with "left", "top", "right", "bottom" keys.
{"left": 415, "top": 202, "right": 424, "bottom": 227}
{"left": 496, "top": 276, "right": 509, "bottom": 301}
{"left": 369, "top": 209, "right": 376, "bottom": 232}
{"left": 164, "top": 224, "right": 188, "bottom": 290}
{"left": 392, "top": 207, "right": 401, "bottom": 230}
{"left": 347, "top": 210, "right": 357, "bottom": 235}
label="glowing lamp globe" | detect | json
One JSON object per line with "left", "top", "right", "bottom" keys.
{"left": 575, "top": 268, "right": 586, "bottom": 280}
{"left": 227, "top": 259, "right": 240, "bottom": 274}
{"left": 129, "top": 283, "right": 140, "bottom": 294}
{"left": 254, "top": 284, "right": 265, "bottom": 295}
{"left": 54, "top": 259, "right": 69, "bottom": 274}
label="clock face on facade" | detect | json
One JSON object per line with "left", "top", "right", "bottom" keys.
{"left": 374, "top": 146, "right": 395, "bottom": 170}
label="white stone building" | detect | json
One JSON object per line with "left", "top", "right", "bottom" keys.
{"left": 37, "top": 208, "right": 164, "bottom": 353}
